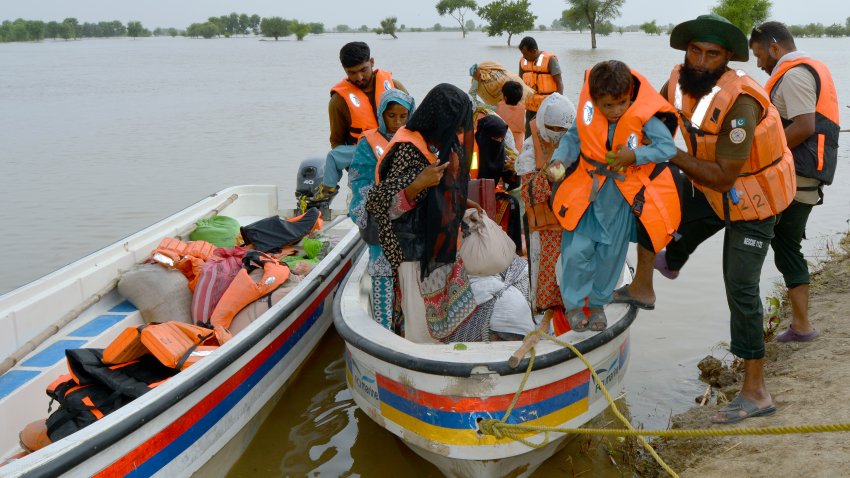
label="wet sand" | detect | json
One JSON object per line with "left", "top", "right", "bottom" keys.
{"left": 638, "top": 230, "right": 850, "bottom": 477}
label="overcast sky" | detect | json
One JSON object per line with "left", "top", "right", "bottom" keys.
{"left": 1, "top": 1, "right": 845, "bottom": 29}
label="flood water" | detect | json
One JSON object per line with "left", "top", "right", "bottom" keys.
{"left": 2, "top": 31, "right": 848, "bottom": 476}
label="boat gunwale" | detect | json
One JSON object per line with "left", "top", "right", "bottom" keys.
{"left": 15, "top": 213, "right": 364, "bottom": 477}
{"left": 333, "top": 259, "right": 638, "bottom": 377}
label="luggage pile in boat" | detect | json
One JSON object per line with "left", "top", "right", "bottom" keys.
{"left": 17, "top": 208, "right": 337, "bottom": 454}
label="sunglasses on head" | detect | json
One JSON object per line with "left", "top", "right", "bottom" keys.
{"left": 751, "top": 26, "right": 777, "bottom": 44}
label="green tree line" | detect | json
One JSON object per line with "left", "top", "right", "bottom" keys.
{"left": 1, "top": 13, "right": 325, "bottom": 43}
{"left": 5, "top": 2, "right": 850, "bottom": 45}
{"left": 170, "top": 12, "right": 325, "bottom": 40}
{"left": 0, "top": 17, "right": 172, "bottom": 42}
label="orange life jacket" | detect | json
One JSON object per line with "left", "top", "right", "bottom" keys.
{"left": 765, "top": 57, "right": 840, "bottom": 185}
{"left": 496, "top": 101, "right": 526, "bottom": 151}
{"left": 361, "top": 128, "right": 390, "bottom": 162}
{"left": 667, "top": 65, "right": 796, "bottom": 222}
{"left": 210, "top": 251, "right": 290, "bottom": 343}
{"left": 551, "top": 68, "right": 681, "bottom": 252}
{"left": 103, "top": 322, "right": 217, "bottom": 371}
{"left": 374, "top": 126, "right": 438, "bottom": 184}
{"left": 524, "top": 121, "right": 562, "bottom": 232}
{"left": 330, "top": 69, "right": 395, "bottom": 141}
{"left": 469, "top": 110, "right": 491, "bottom": 179}
{"left": 150, "top": 237, "right": 216, "bottom": 291}
{"left": 520, "top": 52, "right": 559, "bottom": 112}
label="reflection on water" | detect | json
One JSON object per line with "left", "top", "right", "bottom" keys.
{"left": 228, "top": 332, "right": 443, "bottom": 477}
{"left": 3, "top": 30, "right": 849, "bottom": 476}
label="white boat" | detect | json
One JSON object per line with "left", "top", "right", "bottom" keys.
{"left": 0, "top": 184, "right": 365, "bottom": 477}
{"left": 334, "top": 254, "right": 637, "bottom": 478}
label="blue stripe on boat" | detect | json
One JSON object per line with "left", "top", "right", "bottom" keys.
{"left": 110, "top": 301, "right": 137, "bottom": 313}
{"left": 0, "top": 370, "right": 41, "bottom": 400}
{"left": 70, "top": 315, "right": 127, "bottom": 337}
{"left": 20, "top": 340, "right": 88, "bottom": 368}
{"left": 124, "top": 302, "right": 325, "bottom": 477}
{"left": 378, "top": 381, "right": 588, "bottom": 430}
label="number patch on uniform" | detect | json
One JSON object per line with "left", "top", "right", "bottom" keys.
{"left": 729, "top": 127, "right": 746, "bottom": 144}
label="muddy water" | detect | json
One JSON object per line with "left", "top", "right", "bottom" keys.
{"left": 2, "top": 31, "right": 848, "bottom": 476}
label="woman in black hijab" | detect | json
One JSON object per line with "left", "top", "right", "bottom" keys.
{"left": 366, "top": 83, "right": 482, "bottom": 343}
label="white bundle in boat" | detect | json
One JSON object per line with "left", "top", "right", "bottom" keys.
{"left": 469, "top": 275, "right": 535, "bottom": 336}
{"left": 460, "top": 208, "right": 515, "bottom": 276}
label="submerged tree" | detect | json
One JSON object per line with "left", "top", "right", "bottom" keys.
{"left": 260, "top": 17, "right": 291, "bottom": 40}
{"left": 563, "top": 0, "right": 624, "bottom": 48}
{"left": 560, "top": 7, "right": 589, "bottom": 32}
{"left": 187, "top": 22, "right": 219, "bottom": 38}
{"left": 127, "top": 21, "right": 146, "bottom": 39}
{"left": 711, "top": 0, "right": 771, "bottom": 34}
{"left": 436, "top": 0, "right": 478, "bottom": 38}
{"left": 374, "top": 16, "right": 399, "bottom": 39}
{"left": 639, "top": 19, "right": 662, "bottom": 35}
{"left": 477, "top": 0, "right": 536, "bottom": 46}
{"left": 61, "top": 17, "right": 80, "bottom": 40}
{"left": 291, "top": 20, "right": 310, "bottom": 40}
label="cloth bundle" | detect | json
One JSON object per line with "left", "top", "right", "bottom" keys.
{"left": 459, "top": 208, "right": 516, "bottom": 276}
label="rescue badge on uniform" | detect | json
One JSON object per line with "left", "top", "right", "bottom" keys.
{"left": 729, "top": 127, "right": 746, "bottom": 144}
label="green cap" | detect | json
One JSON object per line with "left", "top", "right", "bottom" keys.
{"left": 669, "top": 14, "right": 749, "bottom": 62}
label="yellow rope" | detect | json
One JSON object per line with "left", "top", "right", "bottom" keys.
{"left": 482, "top": 330, "right": 850, "bottom": 475}
{"left": 485, "top": 330, "right": 679, "bottom": 476}
{"left": 479, "top": 421, "right": 850, "bottom": 438}
{"left": 481, "top": 329, "right": 850, "bottom": 476}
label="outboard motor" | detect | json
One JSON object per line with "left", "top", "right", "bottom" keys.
{"left": 294, "top": 157, "right": 330, "bottom": 218}
{"left": 295, "top": 157, "right": 324, "bottom": 203}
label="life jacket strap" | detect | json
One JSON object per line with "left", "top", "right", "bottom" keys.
{"left": 174, "top": 331, "right": 215, "bottom": 371}
{"left": 583, "top": 156, "right": 625, "bottom": 203}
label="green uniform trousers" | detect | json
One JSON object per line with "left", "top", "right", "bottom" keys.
{"left": 664, "top": 187, "right": 776, "bottom": 360}
{"left": 772, "top": 200, "right": 813, "bottom": 290}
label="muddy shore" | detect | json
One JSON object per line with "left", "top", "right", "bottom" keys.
{"left": 632, "top": 231, "right": 850, "bottom": 477}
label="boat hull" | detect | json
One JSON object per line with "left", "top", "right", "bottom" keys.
{"left": 335, "top": 255, "right": 636, "bottom": 478}
{"left": 0, "top": 185, "right": 365, "bottom": 477}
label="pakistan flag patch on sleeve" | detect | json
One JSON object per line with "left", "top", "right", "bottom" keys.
{"left": 730, "top": 118, "right": 746, "bottom": 128}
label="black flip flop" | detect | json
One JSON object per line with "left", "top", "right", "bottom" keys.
{"left": 611, "top": 285, "right": 655, "bottom": 310}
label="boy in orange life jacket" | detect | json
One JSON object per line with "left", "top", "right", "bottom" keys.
{"left": 548, "top": 60, "right": 677, "bottom": 332}
{"left": 496, "top": 80, "right": 526, "bottom": 154}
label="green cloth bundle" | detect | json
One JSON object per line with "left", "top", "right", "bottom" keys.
{"left": 190, "top": 215, "right": 241, "bottom": 248}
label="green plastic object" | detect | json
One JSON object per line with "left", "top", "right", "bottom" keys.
{"left": 190, "top": 215, "right": 241, "bottom": 248}
{"left": 301, "top": 238, "right": 323, "bottom": 259}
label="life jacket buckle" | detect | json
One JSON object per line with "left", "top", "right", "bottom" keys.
{"left": 631, "top": 195, "right": 645, "bottom": 217}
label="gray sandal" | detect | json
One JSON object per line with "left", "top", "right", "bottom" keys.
{"left": 588, "top": 309, "right": 607, "bottom": 331}
{"left": 567, "top": 309, "right": 588, "bottom": 332}
{"left": 711, "top": 395, "right": 776, "bottom": 424}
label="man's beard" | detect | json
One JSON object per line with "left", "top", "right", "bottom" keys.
{"left": 678, "top": 57, "right": 727, "bottom": 99}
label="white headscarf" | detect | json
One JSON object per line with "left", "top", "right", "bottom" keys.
{"left": 535, "top": 93, "right": 576, "bottom": 144}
